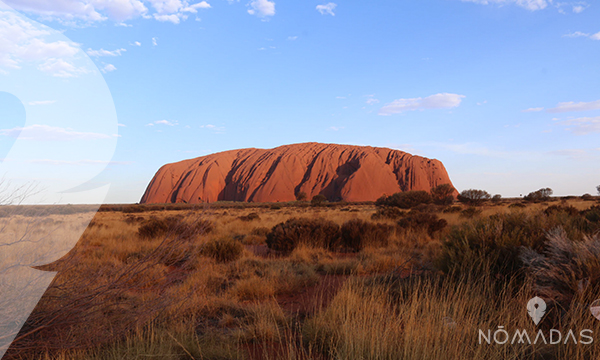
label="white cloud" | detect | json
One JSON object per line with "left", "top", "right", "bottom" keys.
{"left": 132, "top": 41, "right": 142, "bottom": 46}
{"left": 183, "top": 1, "right": 211, "bottom": 12}
{"left": 0, "top": 11, "right": 86, "bottom": 75}
{"left": 378, "top": 93, "right": 465, "bottom": 115}
{"left": 328, "top": 126, "right": 344, "bottom": 131}
{"left": 247, "top": 0, "right": 275, "bottom": 17}
{"left": 366, "top": 98, "right": 380, "bottom": 105}
{"left": 28, "top": 100, "right": 55, "bottom": 106}
{"left": 152, "top": 37, "right": 158, "bottom": 46}
{"left": 101, "top": 64, "right": 117, "bottom": 73}
{"left": 150, "top": 120, "right": 178, "bottom": 126}
{"left": 559, "top": 117, "right": 600, "bottom": 135}
{"left": 87, "top": 48, "right": 126, "bottom": 57}
{"left": 563, "top": 30, "right": 600, "bottom": 40}
{"left": 154, "top": 13, "right": 182, "bottom": 23}
{"left": 38, "top": 58, "right": 86, "bottom": 77}
{"left": 316, "top": 2, "right": 337, "bottom": 15}
{"left": 0, "top": 125, "right": 112, "bottom": 141}
{"left": 460, "top": 0, "right": 550, "bottom": 11}
{"left": 287, "top": 36, "right": 298, "bottom": 41}
{"left": 522, "top": 107, "right": 544, "bottom": 112}
{"left": 572, "top": 3, "right": 588, "bottom": 13}
{"left": 2, "top": 0, "right": 211, "bottom": 25}
{"left": 547, "top": 99, "right": 600, "bottom": 113}
{"left": 118, "top": 123, "right": 126, "bottom": 127}
{"left": 563, "top": 31, "right": 589, "bottom": 38}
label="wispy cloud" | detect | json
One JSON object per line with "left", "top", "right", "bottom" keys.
{"left": 2, "top": 0, "right": 211, "bottom": 26}
{"left": 28, "top": 100, "right": 56, "bottom": 106}
{"left": 0, "top": 125, "right": 113, "bottom": 141}
{"left": 101, "top": 64, "right": 117, "bottom": 73}
{"left": 316, "top": 2, "right": 337, "bottom": 16}
{"left": 547, "top": 99, "right": 600, "bottom": 113}
{"left": 460, "top": 0, "right": 550, "bottom": 11}
{"left": 378, "top": 93, "right": 465, "bottom": 115}
{"left": 558, "top": 116, "right": 600, "bottom": 135}
{"left": 86, "top": 48, "right": 126, "bottom": 57}
{"left": 147, "top": 120, "right": 178, "bottom": 126}
{"left": 522, "top": 107, "right": 544, "bottom": 112}
{"left": 152, "top": 37, "right": 158, "bottom": 46}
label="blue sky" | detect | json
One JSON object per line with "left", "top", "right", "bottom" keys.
{"left": 0, "top": 0, "right": 599, "bottom": 203}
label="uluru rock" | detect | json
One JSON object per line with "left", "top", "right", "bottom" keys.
{"left": 140, "top": 143, "right": 455, "bottom": 204}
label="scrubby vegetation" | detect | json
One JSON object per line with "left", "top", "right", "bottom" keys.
{"left": 5, "top": 197, "right": 600, "bottom": 359}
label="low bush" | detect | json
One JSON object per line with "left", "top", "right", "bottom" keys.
{"left": 340, "top": 219, "right": 394, "bottom": 251}
{"left": 375, "top": 191, "right": 432, "bottom": 209}
{"left": 582, "top": 193, "right": 595, "bottom": 201}
{"left": 430, "top": 184, "right": 455, "bottom": 205}
{"left": 443, "top": 205, "right": 462, "bottom": 213}
{"left": 437, "top": 210, "right": 595, "bottom": 280}
{"left": 266, "top": 217, "right": 341, "bottom": 252}
{"left": 202, "top": 237, "right": 244, "bottom": 263}
{"left": 396, "top": 211, "right": 447, "bottom": 236}
{"left": 311, "top": 194, "right": 328, "bottom": 206}
{"left": 524, "top": 187, "right": 553, "bottom": 202}
{"left": 371, "top": 207, "right": 404, "bottom": 220}
{"left": 238, "top": 212, "right": 260, "bottom": 221}
{"left": 457, "top": 189, "right": 490, "bottom": 205}
{"left": 137, "top": 216, "right": 213, "bottom": 240}
{"left": 459, "top": 207, "right": 481, "bottom": 219}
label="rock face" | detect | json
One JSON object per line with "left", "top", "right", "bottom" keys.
{"left": 140, "top": 143, "right": 455, "bottom": 204}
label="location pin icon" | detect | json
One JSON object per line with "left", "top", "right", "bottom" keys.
{"left": 590, "top": 300, "right": 600, "bottom": 321}
{"left": 527, "top": 297, "right": 546, "bottom": 325}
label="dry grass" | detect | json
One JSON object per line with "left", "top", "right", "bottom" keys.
{"left": 4, "top": 198, "right": 600, "bottom": 359}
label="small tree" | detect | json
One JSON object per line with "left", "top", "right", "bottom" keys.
{"left": 376, "top": 191, "right": 432, "bottom": 209}
{"left": 524, "top": 188, "right": 553, "bottom": 202}
{"left": 311, "top": 194, "right": 327, "bottom": 206}
{"left": 491, "top": 194, "right": 502, "bottom": 203}
{"left": 457, "top": 189, "right": 491, "bottom": 205}
{"left": 597, "top": 185, "right": 600, "bottom": 196}
{"left": 430, "top": 184, "right": 455, "bottom": 205}
{"left": 296, "top": 191, "right": 307, "bottom": 201}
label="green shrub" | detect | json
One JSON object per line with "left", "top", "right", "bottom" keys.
{"left": 443, "top": 205, "right": 462, "bottom": 213}
{"left": 396, "top": 211, "right": 447, "bottom": 236}
{"left": 371, "top": 207, "right": 404, "bottom": 220}
{"left": 296, "top": 191, "right": 308, "bottom": 201}
{"left": 582, "top": 193, "right": 595, "bottom": 201}
{"left": 137, "top": 216, "right": 213, "bottom": 240}
{"left": 266, "top": 217, "right": 341, "bottom": 252}
{"left": 583, "top": 205, "right": 600, "bottom": 224}
{"left": 375, "top": 191, "right": 432, "bottom": 209}
{"left": 457, "top": 189, "right": 490, "bottom": 205}
{"left": 437, "top": 210, "right": 594, "bottom": 279}
{"left": 430, "top": 184, "right": 455, "bottom": 205}
{"left": 460, "top": 207, "right": 481, "bottom": 219}
{"left": 340, "top": 219, "right": 394, "bottom": 251}
{"left": 202, "top": 237, "right": 244, "bottom": 263}
{"left": 311, "top": 194, "right": 328, "bottom": 206}
{"left": 238, "top": 212, "right": 260, "bottom": 221}
{"left": 524, "top": 187, "right": 553, "bottom": 202}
